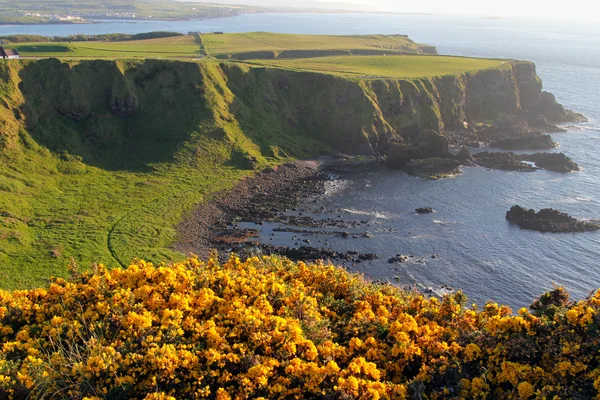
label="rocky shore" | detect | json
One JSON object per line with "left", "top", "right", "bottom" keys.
{"left": 385, "top": 124, "right": 581, "bottom": 178}
{"left": 506, "top": 206, "right": 600, "bottom": 233}
{"left": 175, "top": 161, "right": 329, "bottom": 259}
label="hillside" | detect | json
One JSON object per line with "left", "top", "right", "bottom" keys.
{"left": 0, "top": 56, "right": 574, "bottom": 288}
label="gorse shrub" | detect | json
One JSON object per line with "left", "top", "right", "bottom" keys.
{"left": 0, "top": 255, "right": 599, "bottom": 399}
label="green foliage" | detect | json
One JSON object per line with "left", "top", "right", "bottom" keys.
{"left": 0, "top": 35, "right": 46, "bottom": 43}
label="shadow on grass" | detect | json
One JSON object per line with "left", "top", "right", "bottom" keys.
{"left": 18, "top": 58, "right": 216, "bottom": 172}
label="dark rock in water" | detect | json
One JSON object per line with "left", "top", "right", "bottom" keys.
{"left": 256, "top": 244, "right": 379, "bottom": 262}
{"left": 506, "top": 205, "right": 600, "bottom": 233}
{"left": 474, "top": 151, "right": 579, "bottom": 173}
{"left": 519, "top": 153, "right": 579, "bottom": 173}
{"left": 416, "top": 207, "right": 434, "bottom": 214}
{"left": 404, "top": 158, "right": 461, "bottom": 179}
{"left": 388, "top": 129, "right": 451, "bottom": 166}
{"left": 490, "top": 133, "right": 557, "bottom": 150}
{"left": 474, "top": 152, "right": 536, "bottom": 172}
{"left": 389, "top": 254, "right": 410, "bottom": 263}
{"left": 454, "top": 146, "right": 474, "bottom": 165}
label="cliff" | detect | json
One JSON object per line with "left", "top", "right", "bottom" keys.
{"left": 218, "top": 60, "right": 578, "bottom": 156}
{"left": 0, "top": 58, "right": 579, "bottom": 286}
{"left": 0, "top": 58, "right": 576, "bottom": 161}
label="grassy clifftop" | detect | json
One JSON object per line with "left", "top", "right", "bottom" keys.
{"left": 0, "top": 57, "right": 549, "bottom": 287}
{"left": 203, "top": 32, "right": 437, "bottom": 60}
{"left": 5, "top": 32, "right": 436, "bottom": 60}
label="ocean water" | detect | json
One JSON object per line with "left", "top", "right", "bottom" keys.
{"left": 4, "top": 14, "right": 600, "bottom": 308}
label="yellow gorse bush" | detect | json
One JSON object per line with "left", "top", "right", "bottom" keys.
{"left": 0, "top": 255, "right": 598, "bottom": 399}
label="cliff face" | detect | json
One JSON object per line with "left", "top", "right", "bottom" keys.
{"left": 0, "top": 58, "right": 574, "bottom": 163}
{"left": 219, "top": 60, "right": 575, "bottom": 156}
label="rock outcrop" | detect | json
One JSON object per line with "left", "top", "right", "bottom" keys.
{"left": 506, "top": 206, "right": 600, "bottom": 233}
{"left": 522, "top": 153, "right": 579, "bottom": 172}
{"left": 474, "top": 152, "right": 579, "bottom": 173}
{"left": 490, "top": 133, "right": 557, "bottom": 150}
{"left": 474, "top": 152, "right": 536, "bottom": 172}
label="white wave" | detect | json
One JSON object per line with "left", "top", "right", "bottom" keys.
{"left": 341, "top": 208, "right": 388, "bottom": 219}
{"left": 556, "top": 195, "right": 593, "bottom": 204}
{"left": 432, "top": 220, "right": 454, "bottom": 225}
{"left": 409, "top": 234, "right": 434, "bottom": 239}
{"left": 433, "top": 287, "right": 455, "bottom": 297}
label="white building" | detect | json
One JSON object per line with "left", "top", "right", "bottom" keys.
{"left": 0, "top": 47, "right": 20, "bottom": 59}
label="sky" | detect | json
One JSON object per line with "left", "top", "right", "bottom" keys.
{"left": 345, "top": 0, "right": 592, "bottom": 20}
{"left": 195, "top": 0, "right": 597, "bottom": 22}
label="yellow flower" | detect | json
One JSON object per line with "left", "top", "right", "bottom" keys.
{"left": 517, "top": 381, "right": 534, "bottom": 399}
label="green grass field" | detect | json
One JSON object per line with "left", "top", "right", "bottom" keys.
{"left": 0, "top": 137, "right": 249, "bottom": 289}
{"left": 6, "top": 35, "right": 203, "bottom": 58}
{"left": 202, "top": 32, "right": 436, "bottom": 58}
{"left": 252, "top": 55, "right": 507, "bottom": 78}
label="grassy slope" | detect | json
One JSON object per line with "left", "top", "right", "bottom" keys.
{"left": 0, "top": 60, "right": 241, "bottom": 288}
{"left": 253, "top": 55, "right": 506, "bottom": 78}
{"left": 202, "top": 32, "right": 436, "bottom": 57}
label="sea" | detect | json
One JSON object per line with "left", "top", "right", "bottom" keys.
{"left": 3, "top": 13, "right": 600, "bottom": 309}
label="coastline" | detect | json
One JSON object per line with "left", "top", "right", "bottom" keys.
{"left": 175, "top": 160, "right": 328, "bottom": 259}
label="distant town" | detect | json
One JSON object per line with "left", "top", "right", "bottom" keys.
{"left": 21, "top": 11, "right": 138, "bottom": 22}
